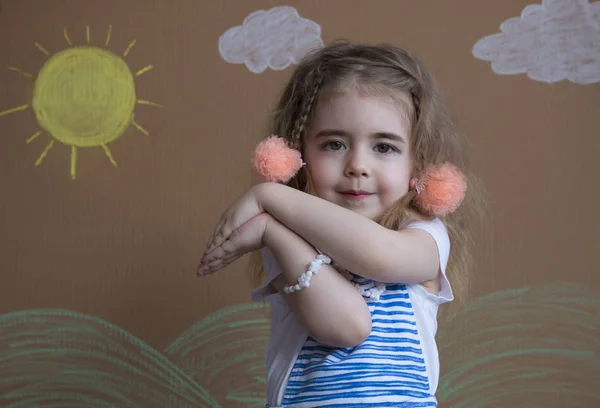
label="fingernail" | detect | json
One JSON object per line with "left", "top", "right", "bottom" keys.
{"left": 197, "top": 264, "right": 206, "bottom": 276}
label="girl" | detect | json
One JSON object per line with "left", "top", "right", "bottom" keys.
{"left": 198, "top": 41, "right": 480, "bottom": 407}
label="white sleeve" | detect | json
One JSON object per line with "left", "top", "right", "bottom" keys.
{"left": 249, "top": 247, "right": 282, "bottom": 302}
{"left": 406, "top": 218, "right": 454, "bottom": 304}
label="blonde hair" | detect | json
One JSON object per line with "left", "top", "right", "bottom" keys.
{"left": 249, "top": 41, "right": 484, "bottom": 320}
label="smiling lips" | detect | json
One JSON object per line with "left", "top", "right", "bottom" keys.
{"left": 341, "top": 189, "right": 374, "bottom": 199}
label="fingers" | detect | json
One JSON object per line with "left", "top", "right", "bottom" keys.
{"left": 198, "top": 221, "right": 261, "bottom": 277}
{"left": 197, "top": 259, "right": 227, "bottom": 276}
{"left": 202, "top": 230, "right": 243, "bottom": 263}
{"left": 202, "top": 244, "right": 226, "bottom": 264}
{"left": 206, "top": 208, "right": 230, "bottom": 248}
{"left": 199, "top": 210, "right": 267, "bottom": 277}
{"left": 198, "top": 236, "right": 240, "bottom": 276}
{"left": 197, "top": 250, "right": 239, "bottom": 276}
{"left": 205, "top": 222, "right": 223, "bottom": 253}
{"left": 206, "top": 223, "right": 233, "bottom": 254}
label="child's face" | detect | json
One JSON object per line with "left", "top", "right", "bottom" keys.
{"left": 304, "top": 89, "right": 414, "bottom": 221}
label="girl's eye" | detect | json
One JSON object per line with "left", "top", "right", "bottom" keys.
{"left": 375, "top": 143, "right": 396, "bottom": 154}
{"left": 324, "top": 141, "right": 345, "bottom": 151}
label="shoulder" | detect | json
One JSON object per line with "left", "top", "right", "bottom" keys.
{"left": 404, "top": 217, "right": 450, "bottom": 274}
{"left": 403, "top": 217, "right": 454, "bottom": 303}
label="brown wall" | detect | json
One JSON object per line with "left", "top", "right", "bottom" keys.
{"left": 1, "top": 0, "right": 598, "bottom": 407}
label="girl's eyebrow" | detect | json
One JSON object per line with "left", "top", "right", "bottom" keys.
{"left": 315, "top": 129, "right": 351, "bottom": 138}
{"left": 372, "top": 132, "right": 406, "bottom": 144}
{"left": 315, "top": 129, "right": 406, "bottom": 144}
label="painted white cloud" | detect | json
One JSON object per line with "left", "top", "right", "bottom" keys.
{"left": 218, "top": 6, "right": 324, "bottom": 74}
{"left": 472, "top": 0, "right": 600, "bottom": 84}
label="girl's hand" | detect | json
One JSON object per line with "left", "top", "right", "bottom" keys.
{"left": 198, "top": 185, "right": 268, "bottom": 276}
{"left": 197, "top": 212, "right": 270, "bottom": 276}
{"left": 204, "top": 185, "right": 264, "bottom": 254}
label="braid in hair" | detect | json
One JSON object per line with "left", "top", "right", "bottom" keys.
{"left": 290, "top": 66, "right": 325, "bottom": 149}
{"left": 287, "top": 65, "right": 325, "bottom": 191}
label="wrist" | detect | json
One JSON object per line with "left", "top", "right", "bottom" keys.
{"left": 253, "top": 182, "right": 282, "bottom": 214}
{"left": 263, "top": 212, "right": 283, "bottom": 248}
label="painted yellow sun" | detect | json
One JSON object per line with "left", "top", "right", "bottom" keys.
{"left": 0, "top": 25, "right": 161, "bottom": 179}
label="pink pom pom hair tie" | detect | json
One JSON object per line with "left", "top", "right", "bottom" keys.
{"left": 410, "top": 163, "right": 467, "bottom": 217}
{"left": 252, "top": 136, "right": 304, "bottom": 183}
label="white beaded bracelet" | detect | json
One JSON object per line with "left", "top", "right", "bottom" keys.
{"left": 283, "top": 254, "right": 332, "bottom": 294}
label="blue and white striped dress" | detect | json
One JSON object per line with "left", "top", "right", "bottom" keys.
{"left": 255, "top": 218, "right": 452, "bottom": 407}
{"left": 282, "top": 273, "right": 437, "bottom": 407}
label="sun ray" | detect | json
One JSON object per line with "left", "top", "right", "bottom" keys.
{"left": 132, "top": 119, "right": 149, "bottom": 136}
{"left": 63, "top": 27, "right": 72, "bottom": 46}
{"left": 35, "top": 140, "right": 55, "bottom": 167}
{"left": 26, "top": 131, "right": 43, "bottom": 144}
{"left": 123, "top": 39, "right": 136, "bottom": 57}
{"left": 8, "top": 66, "right": 32, "bottom": 78}
{"left": 137, "top": 99, "right": 163, "bottom": 108}
{"left": 34, "top": 42, "right": 50, "bottom": 56}
{"left": 86, "top": 25, "right": 91, "bottom": 43}
{"left": 105, "top": 24, "right": 112, "bottom": 46}
{"left": 71, "top": 146, "right": 77, "bottom": 179}
{"left": 0, "top": 104, "right": 29, "bottom": 117}
{"left": 135, "top": 65, "right": 154, "bottom": 77}
{"left": 102, "top": 144, "right": 117, "bottom": 166}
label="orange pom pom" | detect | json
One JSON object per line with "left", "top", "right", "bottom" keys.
{"left": 413, "top": 163, "right": 467, "bottom": 217}
{"left": 253, "top": 136, "right": 304, "bottom": 183}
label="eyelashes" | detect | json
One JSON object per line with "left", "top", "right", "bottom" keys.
{"left": 321, "top": 140, "right": 401, "bottom": 155}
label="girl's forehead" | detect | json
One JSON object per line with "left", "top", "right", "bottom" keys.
{"left": 318, "top": 83, "right": 413, "bottom": 113}
{"left": 306, "top": 90, "right": 413, "bottom": 142}
{"left": 313, "top": 86, "right": 414, "bottom": 126}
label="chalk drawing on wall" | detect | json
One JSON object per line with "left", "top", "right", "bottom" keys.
{"left": 472, "top": 0, "right": 600, "bottom": 84}
{"left": 437, "top": 282, "right": 600, "bottom": 406}
{"left": 1, "top": 283, "right": 598, "bottom": 407}
{"left": 0, "top": 25, "right": 162, "bottom": 179}
{"left": 0, "top": 303, "right": 270, "bottom": 408}
{"left": 218, "top": 6, "right": 324, "bottom": 74}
